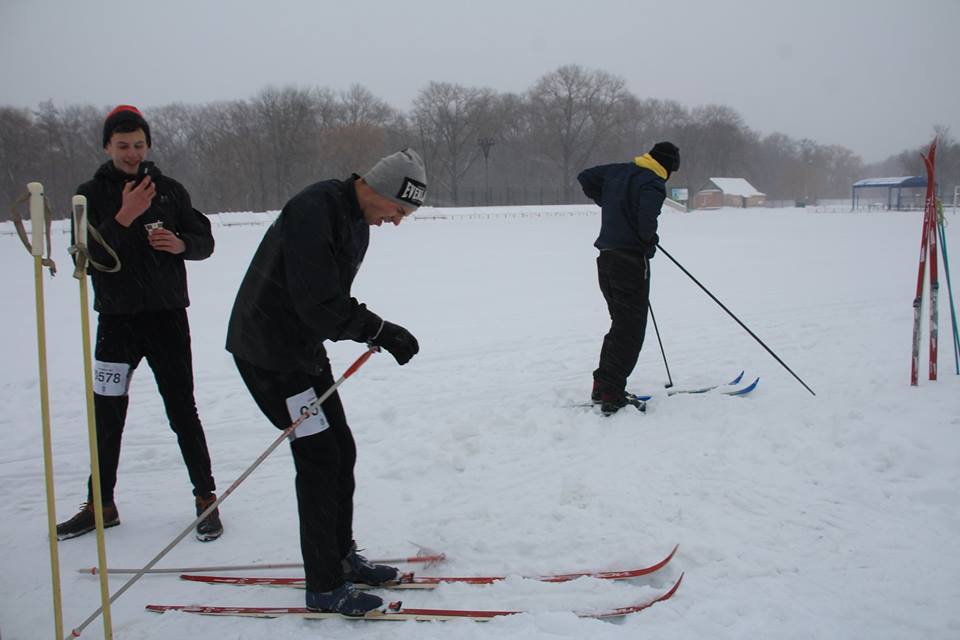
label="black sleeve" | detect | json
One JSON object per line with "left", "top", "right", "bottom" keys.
{"left": 280, "top": 194, "right": 380, "bottom": 343}
{"left": 171, "top": 183, "right": 214, "bottom": 261}
{"left": 628, "top": 177, "right": 666, "bottom": 245}
{"left": 577, "top": 165, "right": 605, "bottom": 205}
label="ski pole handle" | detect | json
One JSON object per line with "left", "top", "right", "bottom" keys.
{"left": 28, "top": 182, "right": 45, "bottom": 257}
{"left": 72, "top": 195, "right": 88, "bottom": 247}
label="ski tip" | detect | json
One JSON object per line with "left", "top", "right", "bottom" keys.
{"left": 665, "top": 543, "right": 680, "bottom": 562}
{"left": 724, "top": 377, "right": 759, "bottom": 396}
{"left": 661, "top": 572, "right": 684, "bottom": 601}
{"left": 729, "top": 370, "right": 745, "bottom": 385}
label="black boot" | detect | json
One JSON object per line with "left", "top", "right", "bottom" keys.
{"left": 195, "top": 493, "right": 223, "bottom": 542}
{"left": 342, "top": 543, "right": 399, "bottom": 585}
{"left": 56, "top": 502, "right": 120, "bottom": 541}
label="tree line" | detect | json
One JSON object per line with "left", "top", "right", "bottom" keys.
{"left": 1, "top": 64, "right": 956, "bottom": 220}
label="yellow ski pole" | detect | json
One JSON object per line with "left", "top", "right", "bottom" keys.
{"left": 70, "top": 195, "right": 114, "bottom": 640}
{"left": 27, "top": 182, "right": 65, "bottom": 640}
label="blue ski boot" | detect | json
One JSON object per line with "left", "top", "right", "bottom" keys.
{"left": 305, "top": 582, "right": 383, "bottom": 616}
{"left": 342, "top": 543, "right": 400, "bottom": 586}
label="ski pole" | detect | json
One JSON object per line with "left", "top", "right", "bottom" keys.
{"left": 656, "top": 243, "right": 816, "bottom": 397}
{"left": 938, "top": 214, "right": 960, "bottom": 374}
{"left": 71, "top": 195, "right": 115, "bottom": 640}
{"left": 79, "top": 551, "right": 446, "bottom": 575}
{"left": 647, "top": 301, "right": 673, "bottom": 388}
{"left": 65, "top": 346, "right": 379, "bottom": 639}
{"left": 24, "top": 183, "right": 66, "bottom": 640}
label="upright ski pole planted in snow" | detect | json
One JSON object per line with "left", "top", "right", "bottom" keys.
{"left": 65, "top": 347, "right": 379, "bottom": 639}
{"left": 648, "top": 301, "right": 673, "bottom": 388}
{"left": 656, "top": 243, "right": 816, "bottom": 397}
{"left": 19, "top": 182, "right": 65, "bottom": 640}
{"left": 937, "top": 203, "right": 960, "bottom": 374}
{"left": 71, "top": 195, "right": 114, "bottom": 640}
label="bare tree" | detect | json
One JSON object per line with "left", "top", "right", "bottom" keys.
{"left": 0, "top": 107, "right": 44, "bottom": 211}
{"left": 527, "top": 65, "right": 631, "bottom": 202}
{"left": 321, "top": 84, "right": 399, "bottom": 177}
{"left": 252, "top": 86, "right": 334, "bottom": 204}
{"left": 412, "top": 82, "right": 495, "bottom": 205}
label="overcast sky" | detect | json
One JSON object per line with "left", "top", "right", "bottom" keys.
{"left": 2, "top": 0, "right": 957, "bottom": 163}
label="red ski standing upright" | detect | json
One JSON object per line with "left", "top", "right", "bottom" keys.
{"left": 911, "top": 138, "right": 938, "bottom": 385}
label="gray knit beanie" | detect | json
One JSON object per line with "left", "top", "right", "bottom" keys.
{"left": 362, "top": 148, "right": 427, "bottom": 208}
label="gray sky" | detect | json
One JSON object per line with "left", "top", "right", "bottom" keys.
{"left": 2, "top": 0, "right": 958, "bottom": 163}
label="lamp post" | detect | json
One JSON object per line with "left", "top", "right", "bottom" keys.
{"left": 478, "top": 137, "right": 495, "bottom": 205}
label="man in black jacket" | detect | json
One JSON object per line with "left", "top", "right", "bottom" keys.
{"left": 57, "top": 105, "right": 223, "bottom": 542}
{"left": 578, "top": 142, "right": 680, "bottom": 415}
{"left": 227, "top": 149, "right": 426, "bottom": 616}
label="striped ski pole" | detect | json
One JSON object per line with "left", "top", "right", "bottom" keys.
{"left": 78, "top": 549, "right": 446, "bottom": 575}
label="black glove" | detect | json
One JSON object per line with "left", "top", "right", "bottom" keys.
{"left": 371, "top": 320, "right": 419, "bottom": 365}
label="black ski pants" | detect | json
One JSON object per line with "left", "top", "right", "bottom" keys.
{"left": 594, "top": 249, "right": 651, "bottom": 395}
{"left": 233, "top": 356, "right": 356, "bottom": 593}
{"left": 88, "top": 309, "right": 215, "bottom": 504}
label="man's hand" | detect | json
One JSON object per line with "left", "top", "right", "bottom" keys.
{"left": 371, "top": 321, "right": 419, "bottom": 365}
{"left": 148, "top": 227, "right": 186, "bottom": 254}
{"left": 115, "top": 176, "right": 156, "bottom": 227}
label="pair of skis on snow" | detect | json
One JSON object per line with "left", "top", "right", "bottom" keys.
{"left": 146, "top": 545, "right": 682, "bottom": 622}
{"left": 578, "top": 370, "right": 760, "bottom": 412}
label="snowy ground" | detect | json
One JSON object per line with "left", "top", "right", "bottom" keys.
{"left": 2, "top": 205, "right": 959, "bottom": 640}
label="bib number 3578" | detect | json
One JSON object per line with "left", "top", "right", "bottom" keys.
{"left": 93, "top": 361, "right": 132, "bottom": 396}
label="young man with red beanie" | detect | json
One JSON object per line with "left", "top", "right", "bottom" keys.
{"left": 578, "top": 142, "right": 681, "bottom": 415}
{"left": 57, "top": 105, "right": 224, "bottom": 542}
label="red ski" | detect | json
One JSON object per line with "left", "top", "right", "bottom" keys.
{"left": 148, "top": 572, "right": 683, "bottom": 621}
{"left": 912, "top": 138, "right": 939, "bottom": 384}
{"left": 179, "top": 544, "right": 678, "bottom": 590}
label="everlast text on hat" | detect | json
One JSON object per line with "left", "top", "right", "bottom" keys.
{"left": 398, "top": 178, "right": 426, "bottom": 207}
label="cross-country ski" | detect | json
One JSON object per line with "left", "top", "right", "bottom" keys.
{"left": 179, "top": 544, "right": 678, "bottom": 590}
{"left": 147, "top": 573, "right": 684, "bottom": 622}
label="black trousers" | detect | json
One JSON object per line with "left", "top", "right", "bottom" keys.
{"left": 233, "top": 356, "right": 356, "bottom": 593}
{"left": 89, "top": 309, "right": 215, "bottom": 503}
{"left": 594, "top": 249, "right": 651, "bottom": 394}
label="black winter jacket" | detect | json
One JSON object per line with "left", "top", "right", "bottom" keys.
{"left": 578, "top": 155, "right": 667, "bottom": 257}
{"left": 74, "top": 162, "right": 214, "bottom": 314}
{"left": 226, "top": 177, "right": 381, "bottom": 375}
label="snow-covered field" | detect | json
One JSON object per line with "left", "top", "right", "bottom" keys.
{"left": 2, "top": 205, "right": 959, "bottom": 640}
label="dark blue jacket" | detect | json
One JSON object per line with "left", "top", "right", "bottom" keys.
{"left": 578, "top": 154, "right": 667, "bottom": 257}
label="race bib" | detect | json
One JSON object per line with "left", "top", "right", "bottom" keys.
{"left": 93, "top": 361, "right": 132, "bottom": 396}
{"left": 285, "top": 388, "right": 330, "bottom": 440}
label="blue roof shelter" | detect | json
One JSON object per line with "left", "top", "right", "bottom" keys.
{"left": 851, "top": 176, "right": 935, "bottom": 211}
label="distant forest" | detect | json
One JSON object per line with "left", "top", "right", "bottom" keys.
{"left": 1, "top": 64, "right": 957, "bottom": 219}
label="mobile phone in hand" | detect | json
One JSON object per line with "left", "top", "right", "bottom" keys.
{"left": 132, "top": 161, "right": 156, "bottom": 187}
